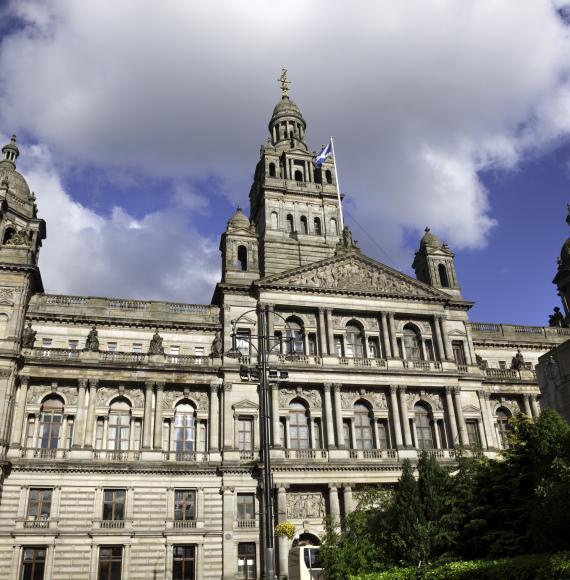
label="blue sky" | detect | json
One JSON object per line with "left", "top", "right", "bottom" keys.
{"left": 1, "top": 1, "right": 569, "bottom": 325}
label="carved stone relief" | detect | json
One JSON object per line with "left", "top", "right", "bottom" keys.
{"left": 286, "top": 492, "right": 326, "bottom": 519}
{"left": 0, "top": 287, "right": 15, "bottom": 305}
{"left": 96, "top": 387, "right": 118, "bottom": 406}
{"left": 340, "top": 389, "right": 388, "bottom": 410}
{"left": 279, "top": 387, "right": 322, "bottom": 408}
{"left": 162, "top": 388, "right": 208, "bottom": 410}
{"left": 278, "top": 311, "right": 316, "bottom": 326}
{"left": 282, "top": 258, "right": 433, "bottom": 296}
{"left": 407, "top": 391, "right": 444, "bottom": 411}
{"left": 332, "top": 316, "right": 379, "bottom": 331}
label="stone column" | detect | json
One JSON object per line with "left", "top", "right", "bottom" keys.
{"left": 325, "top": 309, "right": 335, "bottom": 356}
{"left": 440, "top": 317, "right": 453, "bottom": 361}
{"left": 530, "top": 395, "right": 540, "bottom": 418}
{"left": 523, "top": 394, "right": 532, "bottom": 417}
{"left": 477, "top": 391, "right": 495, "bottom": 449}
{"left": 142, "top": 381, "right": 154, "bottom": 449}
{"left": 328, "top": 484, "right": 341, "bottom": 526}
{"left": 453, "top": 387, "right": 469, "bottom": 446}
{"left": 434, "top": 421, "right": 442, "bottom": 449}
{"left": 209, "top": 383, "right": 220, "bottom": 452}
{"left": 84, "top": 380, "right": 98, "bottom": 448}
{"left": 445, "top": 386, "right": 459, "bottom": 446}
{"left": 380, "top": 312, "right": 391, "bottom": 358}
{"left": 72, "top": 379, "right": 87, "bottom": 447}
{"left": 388, "top": 313, "right": 398, "bottom": 358}
{"left": 318, "top": 308, "right": 328, "bottom": 355}
{"left": 333, "top": 384, "right": 344, "bottom": 447}
{"left": 399, "top": 387, "right": 413, "bottom": 448}
{"left": 266, "top": 304, "right": 275, "bottom": 352}
{"left": 271, "top": 383, "right": 281, "bottom": 447}
{"left": 389, "top": 386, "right": 403, "bottom": 448}
{"left": 343, "top": 485, "right": 354, "bottom": 515}
{"left": 222, "top": 383, "right": 233, "bottom": 450}
{"left": 434, "top": 316, "right": 445, "bottom": 361}
{"left": 277, "top": 485, "right": 289, "bottom": 578}
{"left": 153, "top": 382, "right": 164, "bottom": 449}
{"left": 11, "top": 376, "right": 29, "bottom": 447}
{"left": 221, "top": 486, "right": 235, "bottom": 580}
{"left": 323, "top": 384, "right": 336, "bottom": 448}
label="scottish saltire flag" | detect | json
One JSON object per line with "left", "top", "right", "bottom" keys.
{"left": 314, "top": 140, "right": 333, "bottom": 167}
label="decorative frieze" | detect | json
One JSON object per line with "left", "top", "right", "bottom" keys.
{"left": 406, "top": 390, "right": 444, "bottom": 411}
{"left": 162, "top": 388, "right": 208, "bottom": 410}
{"left": 286, "top": 492, "right": 325, "bottom": 519}
{"left": 279, "top": 387, "right": 322, "bottom": 408}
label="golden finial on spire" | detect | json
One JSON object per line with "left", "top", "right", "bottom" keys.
{"left": 278, "top": 67, "right": 290, "bottom": 98}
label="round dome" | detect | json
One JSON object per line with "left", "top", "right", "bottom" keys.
{"left": 270, "top": 96, "right": 305, "bottom": 125}
{"left": 0, "top": 162, "right": 31, "bottom": 199}
{"left": 420, "top": 227, "right": 441, "bottom": 248}
{"left": 227, "top": 207, "right": 250, "bottom": 229}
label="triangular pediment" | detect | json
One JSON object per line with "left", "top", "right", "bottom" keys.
{"left": 258, "top": 252, "right": 448, "bottom": 299}
{"left": 232, "top": 399, "right": 259, "bottom": 411}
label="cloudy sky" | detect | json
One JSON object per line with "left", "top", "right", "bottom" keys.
{"left": 0, "top": 0, "right": 569, "bottom": 325}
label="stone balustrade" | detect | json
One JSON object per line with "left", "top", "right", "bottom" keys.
{"left": 471, "top": 321, "right": 570, "bottom": 342}
{"left": 417, "top": 449, "right": 456, "bottom": 459}
{"left": 283, "top": 449, "right": 328, "bottom": 461}
{"left": 348, "top": 449, "right": 398, "bottom": 460}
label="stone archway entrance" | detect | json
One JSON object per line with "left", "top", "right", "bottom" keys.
{"left": 292, "top": 532, "right": 321, "bottom": 547}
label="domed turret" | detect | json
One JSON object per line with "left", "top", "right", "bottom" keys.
{"left": 1, "top": 134, "right": 19, "bottom": 168}
{"left": 268, "top": 69, "right": 307, "bottom": 148}
{"left": 227, "top": 207, "right": 251, "bottom": 230}
{"left": 420, "top": 227, "right": 441, "bottom": 249}
{"left": 0, "top": 135, "right": 34, "bottom": 211}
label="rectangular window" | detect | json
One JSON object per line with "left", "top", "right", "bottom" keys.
{"left": 26, "top": 417, "right": 35, "bottom": 448}
{"left": 425, "top": 339, "right": 435, "bottom": 361}
{"left": 68, "top": 339, "right": 78, "bottom": 350}
{"left": 173, "top": 545, "right": 195, "bottom": 580}
{"left": 174, "top": 490, "right": 196, "bottom": 521}
{"left": 95, "top": 419, "right": 104, "bottom": 450}
{"left": 466, "top": 420, "right": 481, "bottom": 447}
{"left": 342, "top": 421, "right": 351, "bottom": 448}
{"left": 27, "top": 489, "right": 52, "bottom": 520}
{"left": 132, "top": 420, "right": 141, "bottom": 451}
{"left": 238, "top": 543, "right": 257, "bottom": 580}
{"left": 236, "top": 330, "right": 251, "bottom": 356}
{"left": 98, "top": 546, "right": 123, "bottom": 580}
{"left": 42, "top": 338, "right": 52, "bottom": 348}
{"left": 197, "top": 421, "right": 207, "bottom": 452}
{"left": 279, "top": 420, "right": 285, "bottom": 448}
{"left": 313, "top": 419, "right": 322, "bottom": 449}
{"left": 308, "top": 334, "right": 317, "bottom": 356}
{"left": 21, "top": 547, "right": 46, "bottom": 580}
{"left": 163, "top": 421, "right": 170, "bottom": 452}
{"left": 238, "top": 417, "right": 253, "bottom": 451}
{"left": 102, "top": 489, "right": 125, "bottom": 521}
{"left": 438, "top": 421, "right": 448, "bottom": 449}
{"left": 498, "top": 361, "right": 506, "bottom": 370}
{"left": 66, "top": 418, "right": 74, "bottom": 450}
{"left": 368, "top": 337, "right": 380, "bottom": 358}
{"left": 377, "top": 420, "right": 388, "bottom": 449}
{"left": 237, "top": 494, "right": 255, "bottom": 521}
{"left": 452, "top": 341, "right": 466, "bottom": 366}
{"left": 170, "top": 346, "right": 180, "bottom": 355}
{"left": 334, "top": 336, "right": 343, "bottom": 357}
{"left": 132, "top": 343, "right": 142, "bottom": 354}
{"left": 272, "top": 331, "right": 282, "bottom": 354}
{"left": 107, "top": 342, "right": 117, "bottom": 353}
{"left": 195, "top": 346, "right": 204, "bottom": 357}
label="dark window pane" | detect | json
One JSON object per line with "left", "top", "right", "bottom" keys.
{"left": 238, "top": 543, "right": 256, "bottom": 579}
{"left": 22, "top": 547, "right": 46, "bottom": 580}
{"left": 174, "top": 490, "right": 196, "bottom": 521}
{"left": 98, "top": 546, "right": 123, "bottom": 580}
{"left": 173, "top": 545, "right": 195, "bottom": 580}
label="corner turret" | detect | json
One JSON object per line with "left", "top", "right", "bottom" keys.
{"left": 220, "top": 207, "right": 260, "bottom": 284}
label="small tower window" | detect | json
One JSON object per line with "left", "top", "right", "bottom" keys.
{"left": 270, "top": 212, "right": 278, "bottom": 229}
{"left": 313, "top": 217, "right": 322, "bottom": 236}
{"left": 314, "top": 168, "right": 322, "bottom": 184}
{"left": 237, "top": 245, "right": 247, "bottom": 271}
{"left": 300, "top": 216, "right": 308, "bottom": 234}
{"left": 294, "top": 170, "right": 303, "bottom": 182}
{"left": 330, "top": 218, "right": 338, "bottom": 235}
{"left": 438, "top": 264, "right": 450, "bottom": 287}
{"left": 269, "top": 163, "right": 276, "bottom": 178}
{"left": 325, "top": 170, "right": 333, "bottom": 184}
{"left": 286, "top": 214, "right": 294, "bottom": 233}
{"left": 2, "top": 228, "right": 14, "bottom": 244}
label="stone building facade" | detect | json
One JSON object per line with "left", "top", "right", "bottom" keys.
{"left": 0, "top": 87, "right": 566, "bottom": 580}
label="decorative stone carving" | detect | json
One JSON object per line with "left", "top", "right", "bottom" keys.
{"left": 84, "top": 326, "right": 99, "bottom": 352}
{"left": 548, "top": 306, "right": 567, "bottom": 328}
{"left": 21, "top": 322, "right": 36, "bottom": 348}
{"left": 96, "top": 386, "right": 118, "bottom": 406}
{"left": 340, "top": 389, "right": 388, "bottom": 410}
{"left": 162, "top": 388, "right": 208, "bottom": 410}
{"left": 407, "top": 391, "right": 444, "bottom": 411}
{"left": 0, "top": 287, "right": 15, "bottom": 304}
{"left": 210, "top": 331, "right": 222, "bottom": 358}
{"left": 510, "top": 349, "right": 525, "bottom": 371}
{"left": 128, "top": 387, "right": 144, "bottom": 408}
{"left": 5, "top": 228, "right": 30, "bottom": 246}
{"left": 27, "top": 385, "right": 48, "bottom": 404}
{"left": 286, "top": 492, "right": 326, "bottom": 519}
{"left": 148, "top": 328, "right": 164, "bottom": 355}
{"left": 279, "top": 387, "right": 322, "bottom": 408}
{"left": 335, "top": 226, "right": 360, "bottom": 254}
{"left": 282, "top": 256, "right": 433, "bottom": 296}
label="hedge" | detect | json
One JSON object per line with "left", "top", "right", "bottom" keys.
{"left": 350, "top": 552, "right": 570, "bottom": 580}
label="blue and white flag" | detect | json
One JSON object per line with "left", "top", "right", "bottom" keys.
{"left": 314, "top": 140, "right": 333, "bottom": 167}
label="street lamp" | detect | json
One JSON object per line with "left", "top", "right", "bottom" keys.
{"left": 226, "top": 305, "right": 293, "bottom": 580}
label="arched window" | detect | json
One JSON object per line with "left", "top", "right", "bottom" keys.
{"left": 438, "top": 264, "right": 450, "bottom": 287}
{"left": 286, "top": 214, "right": 294, "bottom": 233}
{"left": 314, "top": 168, "right": 322, "bottom": 184}
{"left": 237, "top": 245, "right": 247, "bottom": 271}
{"left": 294, "top": 169, "right": 303, "bottom": 182}
{"left": 107, "top": 398, "right": 131, "bottom": 451}
{"left": 353, "top": 402, "right": 373, "bottom": 449}
{"left": 313, "top": 217, "right": 322, "bottom": 236}
{"left": 403, "top": 325, "right": 422, "bottom": 360}
{"left": 496, "top": 407, "right": 512, "bottom": 449}
{"left": 330, "top": 218, "right": 338, "bottom": 235}
{"left": 270, "top": 212, "right": 279, "bottom": 229}
{"left": 174, "top": 403, "right": 196, "bottom": 452}
{"left": 414, "top": 402, "right": 435, "bottom": 449}
{"left": 39, "top": 397, "right": 64, "bottom": 449}
{"left": 325, "top": 170, "right": 333, "bottom": 184}
{"left": 300, "top": 216, "right": 308, "bottom": 234}
{"left": 345, "top": 322, "right": 364, "bottom": 358}
{"left": 285, "top": 318, "right": 304, "bottom": 354}
{"left": 289, "top": 401, "right": 309, "bottom": 449}
{"left": 2, "top": 228, "right": 14, "bottom": 245}
{"left": 269, "top": 162, "right": 276, "bottom": 177}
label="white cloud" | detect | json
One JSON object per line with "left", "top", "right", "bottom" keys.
{"left": 0, "top": 0, "right": 570, "bottom": 287}
{"left": 16, "top": 140, "right": 219, "bottom": 302}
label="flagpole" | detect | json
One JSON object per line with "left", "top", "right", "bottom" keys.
{"left": 330, "top": 136, "right": 345, "bottom": 231}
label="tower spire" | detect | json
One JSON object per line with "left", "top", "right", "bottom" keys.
{"left": 278, "top": 67, "right": 290, "bottom": 98}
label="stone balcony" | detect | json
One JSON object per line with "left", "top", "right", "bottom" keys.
{"left": 16, "top": 517, "right": 55, "bottom": 530}
{"left": 470, "top": 322, "right": 570, "bottom": 344}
